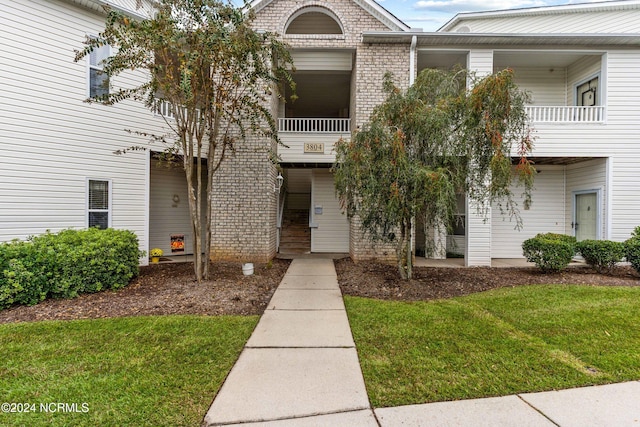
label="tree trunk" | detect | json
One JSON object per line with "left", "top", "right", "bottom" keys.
{"left": 185, "top": 158, "right": 202, "bottom": 282}
{"left": 396, "top": 219, "right": 413, "bottom": 280}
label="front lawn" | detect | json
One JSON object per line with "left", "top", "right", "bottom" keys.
{"left": 345, "top": 285, "right": 640, "bottom": 408}
{"left": 0, "top": 315, "right": 256, "bottom": 426}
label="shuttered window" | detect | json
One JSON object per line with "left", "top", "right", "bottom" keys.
{"left": 88, "top": 179, "right": 111, "bottom": 229}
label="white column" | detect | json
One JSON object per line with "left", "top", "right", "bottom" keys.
{"left": 465, "top": 196, "right": 492, "bottom": 267}
{"left": 425, "top": 223, "right": 447, "bottom": 259}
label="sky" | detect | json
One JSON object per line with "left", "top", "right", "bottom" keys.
{"left": 372, "top": 0, "right": 605, "bottom": 31}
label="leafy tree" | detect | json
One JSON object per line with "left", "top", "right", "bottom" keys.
{"left": 334, "top": 68, "right": 535, "bottom": 279}
{"left": 75, "top": 0, "right": 294, "bottom": 281}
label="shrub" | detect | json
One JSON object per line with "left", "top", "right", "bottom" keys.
{"left": 0, "top": 240, "right": 48, "bottom": 308}
{"left": 625, "top": 226, "right": 640, "bottom": 274}
{"left": 576, "top": 239, "right": 625, "bottom": 274}
{"left": 522, "top": 233, "right": 576, "bottom": 273}
{"left": 0, "top": 228, "right": 141, "bottom": 309}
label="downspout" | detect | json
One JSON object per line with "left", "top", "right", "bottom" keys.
{"left": 409, "top": 35, "right": 417, "bottom": 261}
{"left": 409, "top": 35, "right": 417, "bottom": 85}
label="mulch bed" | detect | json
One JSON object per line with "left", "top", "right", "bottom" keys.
{"left": 2, "top": 257, "right": 638, "bottom": 324}
{"left": 335, "top": 258, "right": 640, "bottom": 301}
{"left": 0, "top": 259, "right": 291, "bottom": 324}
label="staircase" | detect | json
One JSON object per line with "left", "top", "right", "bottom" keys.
{"left": 279, "top": 209, "right": 311, "bottom": 254}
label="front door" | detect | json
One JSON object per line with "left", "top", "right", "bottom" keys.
{"left": 574, "top": 192, "right": 599, "bottom": 241}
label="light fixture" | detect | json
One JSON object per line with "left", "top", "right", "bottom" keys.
{"left": 274, "top": 173, "right": 284, "bottom": 194}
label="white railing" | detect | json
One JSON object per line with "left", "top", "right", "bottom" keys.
{"left": 526, "top": 106, "right": 605, "bottom": 123}
{"left": 278, "top": 118, "right": 350, "bottom": 133}
{"left": 154, "top": 99, "right": 175, "bottom": 119}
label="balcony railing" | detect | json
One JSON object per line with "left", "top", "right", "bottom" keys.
{"left": 278, "top": 118, "right": 350, "bottom": 133}
{"left": 526, "top": 106, "right": 605, "bottom": 123}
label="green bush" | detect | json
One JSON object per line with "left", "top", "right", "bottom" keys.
{"left": 0, "top": 228, "right": 141, "bottom": 309}
{"left": 0, "top": 240, "right": 49, "bottom": 307}
{"left": 576, "top": 239, "right": 625, "bottom": 274}
{"left": 625, "top": 226, "right": 640, "bottom": 274}
{"left": 522, "top": 233, "right": 576, "bottom": 273}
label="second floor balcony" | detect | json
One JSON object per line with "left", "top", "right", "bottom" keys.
{"left": 277, "top": 118, "right": 350, "bottom": 164}
{"left": 526, "top": 105, "right": 605, "bottom": 123}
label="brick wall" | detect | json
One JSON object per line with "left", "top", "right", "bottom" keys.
{"left": 210, "top": 132, "right": 278, "bottom": 263}
{"left": 209, "top": 0, "right": 413, "bottom": 262}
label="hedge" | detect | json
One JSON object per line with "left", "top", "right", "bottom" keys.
{"left": 0, "top": 228, "right": 141, "bottom": 309}
{"left": 625, "top": 226, "right": 640, "bottom": 275}
{"left": 522, "top": 233, "right": 576, "bottom": 273}
{"left": 576, "top": 239, "right": 625, "bottom": 274}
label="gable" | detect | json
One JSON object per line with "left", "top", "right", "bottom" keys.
{"left": 250, "top": 0, "right": 409, "bottom": 32}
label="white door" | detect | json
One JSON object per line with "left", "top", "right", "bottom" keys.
{"left": 574, "top": 192, "right": 598, "bottom": 241}
{"left": 310, "top": 169, "right": 349, "bottom": 252}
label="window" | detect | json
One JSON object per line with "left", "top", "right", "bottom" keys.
{"left": 451, "top": 194, "right": 466, "bottom": 236}
{"left": 88, "top": 41, "right": 110, "bottom": 98}
{"left": 88, "top": 179, "right": 111, "bottom": 229}
{"left": 285, "top": 7, "right": 344, "bottom": 35}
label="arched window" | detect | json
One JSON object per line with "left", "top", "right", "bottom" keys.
{"left": 285, "top": 7, "right": 343, "bottom": 35}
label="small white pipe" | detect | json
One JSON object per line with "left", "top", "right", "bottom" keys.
{"left": 409, "top": 35, "right": 417, "bottom": 85}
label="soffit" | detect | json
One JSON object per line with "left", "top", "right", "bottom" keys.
{"left": 63, "top": 0, "right": 150, "bottom": 19}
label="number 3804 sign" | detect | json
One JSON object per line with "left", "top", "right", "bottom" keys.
{"left": 304, "top": 143, "right": 324, "bottom": 153}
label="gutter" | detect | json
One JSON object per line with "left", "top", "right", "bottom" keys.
{"left": 362, "top": 32, "right": 640, "bottom": 47}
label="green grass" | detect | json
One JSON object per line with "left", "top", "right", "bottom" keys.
{"left": 0, "top": 315, "right": 257, "bottom": 426}
{"left": 345, "top": 285, "right": 640, "bottom": 408}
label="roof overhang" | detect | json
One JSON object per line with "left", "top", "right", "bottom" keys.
{"left": 63, "top": 0, "right": 149, "bottom": 19}
{"left": 249, "top": 0, "right": 410, "bottom": 32}
{"left": 362, "top": 32, "right": 640, "bottom": 48}
{"left": 440, "top": 0, "right": 640, "bottom": 32}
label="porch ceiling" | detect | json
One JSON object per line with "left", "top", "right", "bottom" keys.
{"left": 526, "top": 156, "right": 600, "bottom": 165}
{"left": 280, "top": 162, "right": 333, "bottom": 169}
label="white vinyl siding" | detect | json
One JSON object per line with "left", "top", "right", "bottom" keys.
{"left": 278, "top": 133, "right": 348, "bottom": 163}
{"left": 290, "top": 51, "right": 352, "bottom": 71}
{"left": 446, "top": 10, "right": 640, "bottom": 34}
{"left": 508, "top": 67, "right": 567, "bottom": 106}
{"left": 0, "top": 0, "right": 170, "bottom": 263}
{"left": 149, "top": 161, "right": 206, "bottom": 255}
{"left": 310, "top": 169, "right": 349, "bottom": 252}
{"left": 465, "top": 197, "right": 491, "bottom": 266}
{"left": 491, "top": 166, "right": 565, "bottom": 258}
{"left": 467, "top": 49, "right": 493, "bottom": 77}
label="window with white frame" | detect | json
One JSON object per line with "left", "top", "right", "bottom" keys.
{"left": 88, "top": 179, "right": 111, "bottom": 229}
{"left": 88, "top": 40, "right": 110, "bottom": 98}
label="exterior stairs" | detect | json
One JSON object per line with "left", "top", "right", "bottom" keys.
{"left": 279, "top": 209, "right": 311, "bottom": 254}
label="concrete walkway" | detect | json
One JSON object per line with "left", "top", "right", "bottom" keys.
{"left": 203, "top": 258, "right": 640, "bottom": 426}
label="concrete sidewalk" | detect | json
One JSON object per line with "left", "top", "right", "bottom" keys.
{"left": 203, "top": 258, "right": 640, "bottom": 426}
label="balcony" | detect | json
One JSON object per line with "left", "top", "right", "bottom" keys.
{"left": 277, "top": 118, "right": 350, "bottom": 164}
{"left": 278, "top": 118, "right": 350, "bottom": 133}
{"left": 526, "top": 106, "right": 606, "bottom": 123}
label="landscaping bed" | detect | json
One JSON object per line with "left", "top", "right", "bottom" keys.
{"left": 2, "top": 257, "right": 638, "bottom": 324}
{"left": 0, "top": 259, "right": 290, "bottom": 323}
{"left": 335, "top": 258, "right": 639, "bottom": 301}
